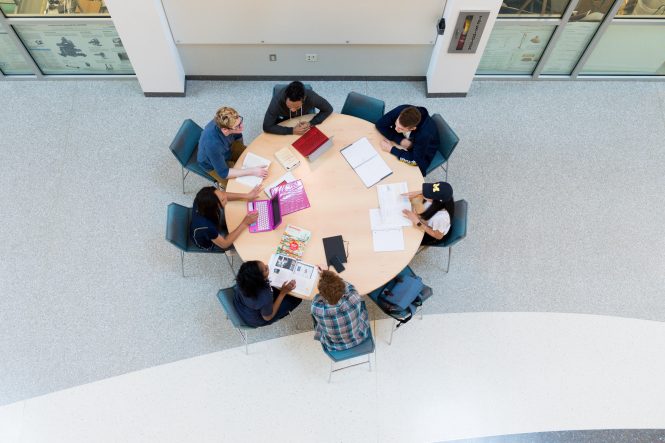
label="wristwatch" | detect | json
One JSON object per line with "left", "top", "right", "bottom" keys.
{"left": 416, "top": 221, "right": 422, "bottom": 227}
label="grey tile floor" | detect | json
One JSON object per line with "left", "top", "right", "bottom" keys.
{"left": 0, "top": 79, "right": 664, "bottom": 406}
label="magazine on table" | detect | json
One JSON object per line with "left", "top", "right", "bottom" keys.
{"left": 275, "top": 224, "right": 312, "bottom": 259}
{"left": 268, "top": 253, "right": 319, "bottom": 298}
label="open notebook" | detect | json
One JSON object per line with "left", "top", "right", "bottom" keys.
{"left": 340, "top": 137, "right": 392, "bottom": 187}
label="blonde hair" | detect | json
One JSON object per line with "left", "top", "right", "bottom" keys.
{"left": 214, "top": 107, "right": 240, "bottom": 130}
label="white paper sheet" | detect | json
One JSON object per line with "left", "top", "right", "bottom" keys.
{"left": 372, "top": 229, "right": 405, "bottom": 252}
{"left": 377, "top": 182, "right": 411, "bottom": 227}
{"left": 235, "top": 152, "right": 271, "bottom": 188}
{"left": 369, "top": 208, "right": 401, "bottom": 230}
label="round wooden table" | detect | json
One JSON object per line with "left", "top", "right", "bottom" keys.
{"left": 225, "top": 113, "right": 424, "bottom": 297}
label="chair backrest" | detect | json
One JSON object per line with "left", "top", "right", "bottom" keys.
{"left": 340, "top": 91, "right": 385, "bottom": 124}
{"left": 217, "top": 287, "right": 252, "bottom": 329}
{"left": 431, "top": 113, "right": 459, "bottom": 162}
{"left": 165, "top": 203, "right": 191, "bottom": 251}
{"left": 443, "top": 199, "right": 468, "bottom": 247}
{"left": 169, "top": 119, "right": 203, "bottom": 166}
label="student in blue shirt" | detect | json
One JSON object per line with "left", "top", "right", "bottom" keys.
{"left": 233, "top": 261, "right": 302, "bottom": 327}
{"left": 376, "top": 105, "right": 439, "bottom": 176}
{"left": 190, "top": 186, "right": 261, "bottom": 251}
{"left": 197, "top": 107, "right": 269, "bottom": 187}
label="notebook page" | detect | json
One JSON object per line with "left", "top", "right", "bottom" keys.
{"left": 340, "top": 137, "right": 377, "bottom": 169}
{"left": 353, "top": 154, "right": 392, "bottom": 188}
{"left": 236, "top": 152, "right": 271, "bottom": 188}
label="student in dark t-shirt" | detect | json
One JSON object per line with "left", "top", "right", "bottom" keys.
{"left": 190, "top": 186, "right": 261, "bottom": 251}
{"left": 233, "top": 260, "right": 302, "bottom": 327}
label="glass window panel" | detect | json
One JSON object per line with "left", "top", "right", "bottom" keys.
{"left": 13, "top": 23, "right": 134, "bottom": 75}
{"left": 499, "top": 0, "right": 571, "bottom": 18}
{"left": 616, "top": 0, "right": 665, "bottom": 18}
{"left": 581, "top": 23, "right": 665, "bottom": 75}
{"left": 0, "top": 22, "right": 33, "bottom": 74}
{"left": 2, "top": 0, "right": 109, "bottom": 17}
{"left": 541, "top": 0, "right": 614, "bottom": 75}
{"left": 477, "top": 23, "right": 557, "bottom": 74}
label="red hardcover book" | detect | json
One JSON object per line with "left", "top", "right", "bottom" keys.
{"left": 292, "top": 126, "right": 329, "bottom": 157}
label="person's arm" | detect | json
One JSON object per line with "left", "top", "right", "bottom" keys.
{"left": 263, "top": 96, "right": 292, "bottom": 135}
{"left": 211, "top": 211, "right": 258, "bottom": 249}
{"left": 223, "top": 185, "right": 262, "bottom": 202}
{"left": 262, "top": 280, "right": 296, "bottom": 321}
{"left": 410, "top": 127, "right": 439, "bottom": 176}
{"left": 307, "top": 91, "right": 333, "bottom": 126}
{"left": 402, "top": 209, "right": 444, "bottom": 240}
{"left": 224, "top": 166, "right": 269, "bottom": 179}
{"left": 375, "top": 106, "right": 405, "bottom": 145}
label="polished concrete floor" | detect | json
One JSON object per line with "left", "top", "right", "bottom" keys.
{"left": 0, "top": 78, "right": 664, "bottom": 441}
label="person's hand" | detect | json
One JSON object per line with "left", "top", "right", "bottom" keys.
{"left": 242, "top": 211, "right": 258, "bottom": 226}
{"left": 246, "top": 184, "right": 263, "bottom": 200}
{"left": 293, "top": 122, "right": 310, "bottom": 135}
{"left": 380, "top": 139, "right": 393, "bottom": 152}
{"left": 252, "top": 166, "right": 269, "bottom": 178}
{"left": 400, "top": 139, "right": 413, "bottom": 149}
{"left": 401, "top": 191, "right": 422, "bottom": 199}
{"left": 402, "top": 209, "right": 420, "bottom": 224}
{"left": 280, "top": 279, "right": 296, "bottom": 293}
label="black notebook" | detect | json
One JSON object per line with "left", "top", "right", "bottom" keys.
{"left": 322, "top": 235, "right": 347, "bottom": 266}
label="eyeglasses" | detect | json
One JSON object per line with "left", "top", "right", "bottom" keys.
{"left": 232, "top": 116, "right": 244, "bottom": 130}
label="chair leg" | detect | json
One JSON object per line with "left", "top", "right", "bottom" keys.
{"left": 224, "top": 250, "right": 236, "bottom": 277}
{"left": 441, "top": 161, "right": 448, "bottom": 182}
{"left": 388, "top": 319, "right": 396, "bottom": 345}
{"left": 368, "top": 353, "right": 372, "bottom": 372}
{"left": 444, "top": 246, "right": 452, "bottom": 273}
{"left": 415, "top": 245, "right": 426, "bottom": 256}
{"left": 328, "top": 361, "right": 333, "bottom": 383}
{"left": 236, "top": 328, "right": 249, "bottom": 355}
{"left": 181, "top": 166, "right": 186, "bottom": 194}
{"left": 180, "top": 250, "right": 185, "bottom": 277}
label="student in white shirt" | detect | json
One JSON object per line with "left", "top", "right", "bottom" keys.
{"left": 402, "top": 182, "right": 455, "bottom": 245}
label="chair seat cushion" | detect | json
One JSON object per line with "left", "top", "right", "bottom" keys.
{"left": 426, "top": 151, "right": 445, "bottom": 175}
{"left": 323, "top": 333, "right": 374, "bottom": 362}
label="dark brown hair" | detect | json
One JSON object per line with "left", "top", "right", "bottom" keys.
{"left": 398, "top": 106, "right": 421, "bottom": 128}
{"left": 317, "top": 270, "right": 346, "bottom": 305}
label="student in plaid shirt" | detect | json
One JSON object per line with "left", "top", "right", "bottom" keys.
{"left": 311, "top": 268, "right": 370, "bottom": 351}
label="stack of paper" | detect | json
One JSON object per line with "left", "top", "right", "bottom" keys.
{"left": 340, "top": 137, "right": 393, "bottom": 188}
{"left": 377, "top": 182, "right": 411, "bottom": 227}
{"left": 369, "top": 208, "right": 405, "bottom": 252}
{"left": 368, "top": 181, "right": 414, "bottom": 252}
{"left": 235, "top": 152, "right": 271, "bottom": 188}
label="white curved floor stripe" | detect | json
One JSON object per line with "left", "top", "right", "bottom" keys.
{"left": 1, "top": 312, "right": 665, "bottom": 443}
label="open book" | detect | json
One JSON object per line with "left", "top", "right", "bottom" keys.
{"left": 340, "top": 137, "right": 392, "bottom": 187}
{"left": 235, "top": 152, "right": 271, "bottom": 188}
{"left": 268, "top": 253, "right": 319, "bottom": 298}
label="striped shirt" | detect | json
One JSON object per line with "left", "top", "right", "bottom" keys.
{"left": 311, "top": 282, "right": 370, "bottom": 351}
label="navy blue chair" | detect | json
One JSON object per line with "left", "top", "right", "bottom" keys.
{"left": 272, "top": 83, "right": 315, "bottom": 114}
{"left": 314, "top": 301, "right": 375, "bottom": 383}
{"left": 426, "top": 113, "right": 459, "bottom": 181}
{"left": 216, "top": 287, "right": 255, "bottom": 354}
{"left": 421, "top": 199, "right": 468, "bottom": 273}
{"left": 367, "top": 266, "right": 432, "bottom": 344}
{"left": 169, "top": 119, "right": 216, "bottom": 193}
{"left": 165, "top": 203, "right": 234, "bottom": 277}
{"left": 340, "top": 91, "right": 385, "bottom": 124}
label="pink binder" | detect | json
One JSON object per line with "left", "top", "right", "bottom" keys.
{"left": 271, "top": 179, "right": 310, "bottom": 215}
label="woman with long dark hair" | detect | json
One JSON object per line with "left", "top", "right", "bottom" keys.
{"left": 190, "top": 185, "right": 261, "bottom": 251}
{"left": 402, "top": 182, "right": 455, "bottom": 246}
{"left": 233, "top": 260, "right": 302, "bottom": 327}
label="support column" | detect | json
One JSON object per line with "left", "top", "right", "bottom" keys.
{"left": 426, "top": 0, "right": 502, "bottom": 97}
{"left": 104, "top": 0, "right": 185, "bottom": 96}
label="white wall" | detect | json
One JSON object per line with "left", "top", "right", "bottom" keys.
{"left": 162, "top": 0, "right": 445, "bottom": 77}
{"left": 427, "top": 0, "right": 502, "bottom": 95}
{"left": 105, "top": 0, "right": 184, "bottom": 95}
